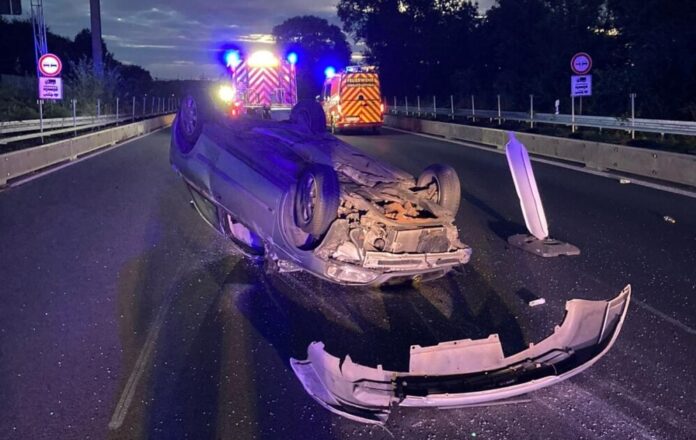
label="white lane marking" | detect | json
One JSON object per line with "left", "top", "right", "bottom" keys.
{"left": 108, "top": 291, "right": 174, "bottom": 430}
{"left": 633, "top": 298, "right": 696, "bottom": 336}
{"left": 383, "top": 127, "right": 696, "bottom": 199}
{"left": 4, "top": 126, "right": 170, "bottom": 189}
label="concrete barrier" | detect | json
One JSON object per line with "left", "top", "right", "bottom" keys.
{"left": 385, "top": 115, "right": 696, "bottom": 188}
{"left": 0, "top": 114, "right": 175, "bottom": 186}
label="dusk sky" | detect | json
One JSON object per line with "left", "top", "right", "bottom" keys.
{"left": 16, "top": 0, "right": 494, "bottom": 79}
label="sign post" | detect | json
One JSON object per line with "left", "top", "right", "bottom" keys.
{"left": 570, "top": 52, "right": 592, "bottom": 130}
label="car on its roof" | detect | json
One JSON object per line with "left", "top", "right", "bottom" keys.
{"left": 170, "top": 90, "right": 470, "bottom": 286}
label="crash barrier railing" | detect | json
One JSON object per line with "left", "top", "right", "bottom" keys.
{"left": 0, "top": 111, "right": 174, "bottom": 145}
{"left": 1, "top": 115, "right": 116, "bottom": 134}
{"left": 384, "top": 114, "right": 696, "bottom": 188}
{"left": 389, "top": 105, "right": 696, "bottom": 138}
{"left": 0, "top": 113, "right": 176, "bottom": 186}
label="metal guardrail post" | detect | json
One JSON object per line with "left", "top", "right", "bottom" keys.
{"left": 417, "top": 96, "right": 421, "bottom": 117}
{"left": 497, "top": 94, "right": 502, "bottom": 126}
{"left": 393, "top": 96, "right": 397, "bottom": 114}
{"left": 433, "top": 96, "right": 436, "bottom": 118}
{"left": 471, "top": 95, "right": 476, "bottom": 122}
{"left": 530, "top": 94, "right": 534, "bottom": 128}
{"left": 151, "top": 97, "right": 155, "bottom": 115}
{"left": 571, "top": 96, "right": 576, "bottom": 133}
{"left": 143, "top": 95, "right": 147, "bottom": 117}
{"left": 97, "top": 99, "right": 101, "bottom": 120}
{"left": 405, "top": 97, "right": 409, "bottom": 115}
{"left": 630, "top": 93, "right": 636, "bottom": 140}
{"left": 116, "top": 98, "right": 119, "bottom": 126}
{"left": 450, "top": 95, "right": 454, "bottom": 120}
{"left": 132, "top": 97, "right": 136, "bottom": 121}
{"left": 71, "top": 99, "right": 77, "bottom": 136}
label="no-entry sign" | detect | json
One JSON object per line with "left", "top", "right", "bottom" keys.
{"left": 570, "top": 52, "right": 592, "bottom": 75}
{"left": 38, "top": 53, "right": 62, "bottom": 77}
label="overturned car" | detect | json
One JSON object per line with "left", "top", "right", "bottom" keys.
{"left": 171, "top": 93, "right": 470, "bottom": 286}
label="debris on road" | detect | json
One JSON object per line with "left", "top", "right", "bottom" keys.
{"left": 619, "top": 178, "right": 631, "bottom": 184}
{"left": 528, "top": 298, "right": 546, "bottom": 307}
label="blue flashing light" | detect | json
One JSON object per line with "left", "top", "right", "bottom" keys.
{"left": 224, "top": 50, "right": 242, "bottom": 68}
{"left": 324, "top": 66, "right": 336, "bottom": 79}
{"left": 287, "top": 52, "right": 298, "bottom": 65}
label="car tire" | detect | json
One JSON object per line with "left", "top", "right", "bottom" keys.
{"left": 417, "top": 164, "right": 461, "bottom": 215}
{"left": 294, "top": 164, "right": 340, "bottom": 237}
{"left": 176, "top": 89, "right": 212, "bottom": 153}
{"left": 291, "top": 100, "right": 327, "bottom": 135}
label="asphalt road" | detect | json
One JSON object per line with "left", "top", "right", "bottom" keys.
{"left": 0, "top": 126, "right": 695, "bottom": 439}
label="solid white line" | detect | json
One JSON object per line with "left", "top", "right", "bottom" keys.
{"left": 108, "top": 291, "right": 174, "bottom": 430}
{"left": 5, "top": 126, "right": 170, "bottom": 189}
{"left": 384, "top": 127, "right": 696, "bottom": 199}
{"left": 633, "top": 299, "right": 696, "bottom": 336}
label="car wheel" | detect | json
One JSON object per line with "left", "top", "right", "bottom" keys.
{"left": 291, "top": 100, "right": 327, "bottom": 135}
{"left": 294, "top": 164, "right": 340, "bottom": 237}
{"left": 417, "top": 164, "right": 461, "bottom": 215}
{"left": 176, "top": 90, "right": 211, "bottom": 153}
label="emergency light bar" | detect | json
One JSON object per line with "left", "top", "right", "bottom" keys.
{"left": 345, "top": 65, "right": 377, "bottom": 73}
{"left": 247, "top": 50, "right": 279, "bottom": 68}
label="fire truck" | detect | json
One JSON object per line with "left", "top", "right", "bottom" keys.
{"left": 215, "top": 49, "right": 298, "bottom": 116}
{"left": 321, "top": 66, "right": 384, "bottom": 133}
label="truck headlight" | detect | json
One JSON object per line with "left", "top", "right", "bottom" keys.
{"left": 218, "top": 85, "right": 236, "bottom": 103}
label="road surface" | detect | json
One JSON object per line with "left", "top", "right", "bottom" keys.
{"left": 0, "top": 127, "right": 694, "bottom": 439}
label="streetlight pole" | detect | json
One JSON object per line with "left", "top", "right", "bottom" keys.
{"left": 89, "top": 0, "right": 103, "bottom": 76}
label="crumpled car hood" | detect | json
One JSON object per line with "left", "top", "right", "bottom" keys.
{"left": 291, "top": 285, "right": 631, "bottom": 424}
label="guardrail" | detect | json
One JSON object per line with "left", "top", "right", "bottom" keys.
{"left": 0, "top": 113, "right": 176, "bottom": 186}
{"left": 385, "top": 114, "right": 696, "bottom": 188}
{"left": 389, "top": 105, "right": 696, "bottom": 137}
{"left": 0, "top": 111, "right": 173, "bottom": 145}
{"left": 0, "top": 115, "right": 116, "bottom": 135}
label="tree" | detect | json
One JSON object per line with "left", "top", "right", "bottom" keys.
{"left": 606, "top": 0, "right": 696, "bottom": 119}
{"left": 272, "top": 15, "right": 352, "bottom": 98}
{"left": 338, "top": 0, "right": 479, "bottom": 97}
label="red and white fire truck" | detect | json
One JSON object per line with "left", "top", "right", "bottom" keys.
{"left": 215, "top": 49, "right": 298, "bottom": 116}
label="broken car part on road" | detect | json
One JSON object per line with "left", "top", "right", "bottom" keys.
{"left": 291, "top": 285, "right": 631, "bottom": 424}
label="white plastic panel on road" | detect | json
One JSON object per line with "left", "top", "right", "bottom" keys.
{"left": 505, "top": 132, "right": 549, "bottom": 240}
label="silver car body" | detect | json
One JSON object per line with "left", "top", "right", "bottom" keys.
{"left": 170, "top": 114, "right": 471, "bottom": 285}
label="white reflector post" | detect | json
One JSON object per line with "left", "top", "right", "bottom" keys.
{"left": 505, "top": 132, "right": 548, "bottom": 240}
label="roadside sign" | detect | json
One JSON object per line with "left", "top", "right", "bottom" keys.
{"left": 39, "top": 77, "right": 63, "bottom": 100}
{"left": 570, "top": 52, "right": 592, "bottom": 75}
{"left": 571, "top": 75, "right": 592, "bottom": 97}
{"left": 38, "top": 53, "right": 62, "bottom": 77}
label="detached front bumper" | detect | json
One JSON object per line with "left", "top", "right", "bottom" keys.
{"left": 291, "top": 285, "right": 631, "bottom": 424}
